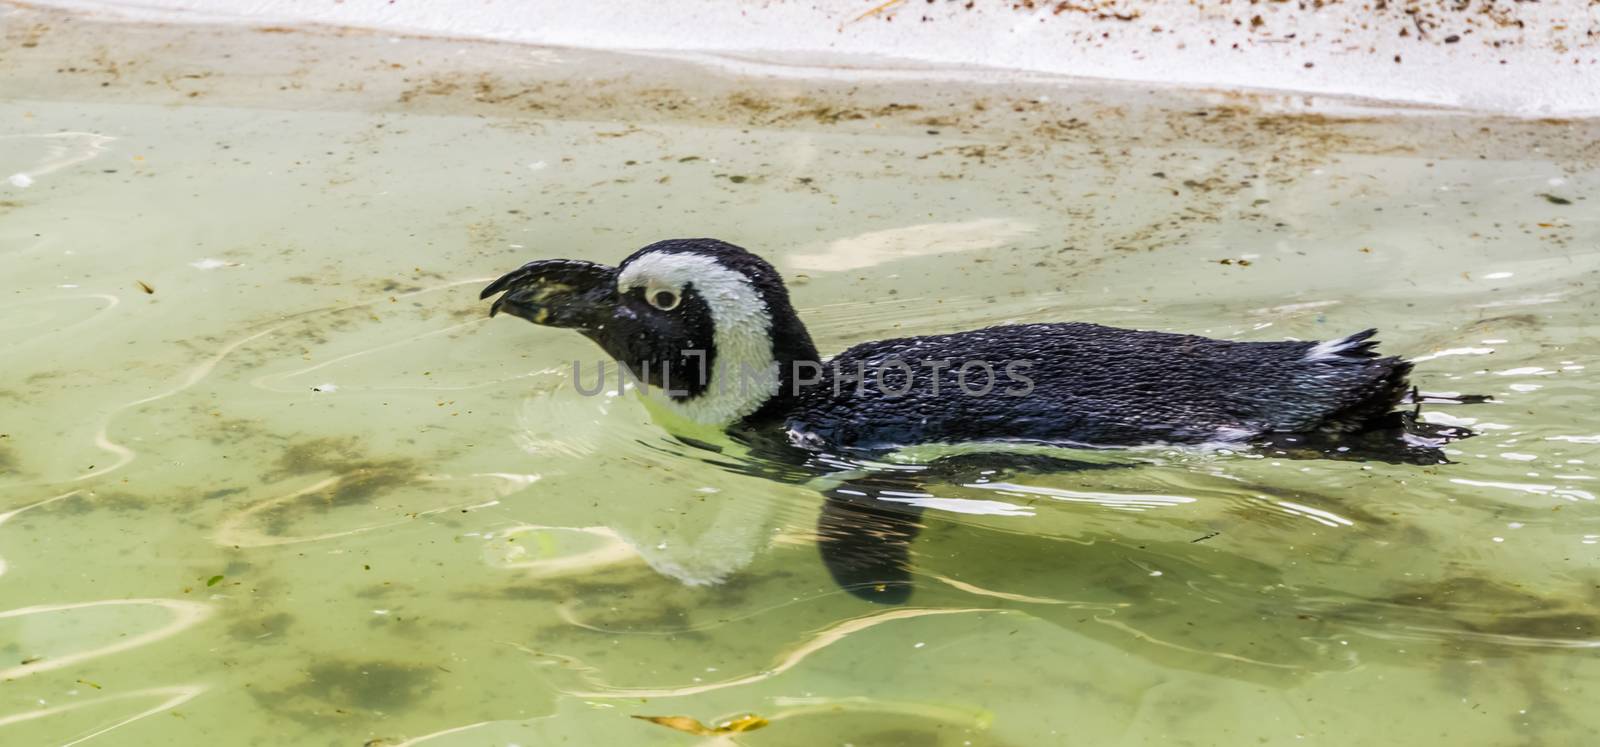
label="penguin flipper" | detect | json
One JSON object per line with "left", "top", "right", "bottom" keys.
{"left": 816, "top": 485, "right": 923, "bottom": 604}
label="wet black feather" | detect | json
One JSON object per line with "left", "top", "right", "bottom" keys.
{"left": 780, "top": 323, "right": 1413, "bottom": 451}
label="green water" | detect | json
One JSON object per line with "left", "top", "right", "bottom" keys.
{"left": 3, "top": 9, "right": 1600, "bottom": 746}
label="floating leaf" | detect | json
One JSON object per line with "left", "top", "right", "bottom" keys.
{"left": 716, "top": 714, "right": 769, "bottom": 733}
{"left": 633, "top": 713, "right": 769, "bottom": 736}
{"left": 206, "top": 575, "right": 224, "bottom": 587}
{"left": 633, "top": 715, "right": 715, "bottom": 736}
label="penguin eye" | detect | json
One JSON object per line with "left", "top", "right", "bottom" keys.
{"left": 648, "top": 288, "right": 681, "bottom": 311}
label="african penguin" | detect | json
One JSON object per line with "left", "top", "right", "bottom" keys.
{"left": 482, "top": 238, "right": 1478, "bottom": 603}
{"left": 481, "top": 238, "right": 1453, "bottom": 454}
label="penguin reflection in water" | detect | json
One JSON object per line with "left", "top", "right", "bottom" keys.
{"left": 481, "top": 239, "right": 1482, "bottom": 602}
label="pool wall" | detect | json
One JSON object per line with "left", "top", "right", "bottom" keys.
{"left": 22, "top": 0, "right": 1600, "bottom": 116}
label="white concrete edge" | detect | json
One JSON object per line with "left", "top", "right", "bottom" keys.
{"left": 17, "top": 0, "right": 1600, "bottom": 117}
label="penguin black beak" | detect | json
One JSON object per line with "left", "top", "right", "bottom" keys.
{"left": 479, "top": 259, "right": 618, "bottom": 329}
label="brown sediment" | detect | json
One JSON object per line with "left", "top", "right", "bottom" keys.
{"left": 4, "top": 3, "right": 1596, "bottom": 171}
{"left": 250, "top": 658, "right": 437, "bottom": 725}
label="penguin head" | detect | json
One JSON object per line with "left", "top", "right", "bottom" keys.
{"left": 481, "top": 239, "right": 818, "bottom": 426}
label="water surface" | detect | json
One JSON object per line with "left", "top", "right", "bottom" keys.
{"left": 3, "top": 8, "right": 1600, "bottom": 745}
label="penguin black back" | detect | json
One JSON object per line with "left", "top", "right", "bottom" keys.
{"left": 780, "top": 323, "right": 1414, "bottom": 452}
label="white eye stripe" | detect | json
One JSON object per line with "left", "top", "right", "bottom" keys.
{"left": 615, "top": 250, "right": 778, "bottom": 425}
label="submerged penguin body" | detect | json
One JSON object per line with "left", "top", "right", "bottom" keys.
{"left": 782, "top": 324, "right": 1411, "bottom": 452}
